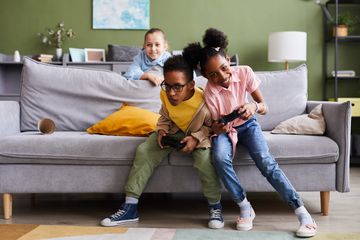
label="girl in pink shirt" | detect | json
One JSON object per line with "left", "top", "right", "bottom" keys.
{"left": 182, "top": 28, "right": 316, "bottom": 238}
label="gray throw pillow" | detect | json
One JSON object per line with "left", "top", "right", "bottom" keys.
{"left": 20, "top": 57, "right": 161, "bottom": 131}
{"left": 253, "top": 64, "right": 308, "bottom": 131}
{"left": 108, "top": 44, "right": 141, "bottom": 62}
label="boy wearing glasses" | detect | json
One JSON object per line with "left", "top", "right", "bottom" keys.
{"left": 100, "top": 55, "right": 224, "bottom": 229}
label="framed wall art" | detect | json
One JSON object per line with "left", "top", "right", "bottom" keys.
{"left": 92, "top": 0, "right": 149, "bottom": 30}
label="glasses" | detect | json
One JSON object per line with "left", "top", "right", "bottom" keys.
{"left": 160, "top": 81, "right": 188, "bottom": 92}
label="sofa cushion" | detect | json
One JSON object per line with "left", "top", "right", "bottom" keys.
{"left": 0, "top": 132, "right": 168, "bottom": 165}
{"left": 271, "top": 104, "right": 325, "bottom": 135}
{"left": 87, "top": 105, "right": 160, "bottom": 136}
{"left": 107, "top": 44, "right": 141, "bottom": 62}
{"left": 20, "top": 58, "right": 161, "bottom": 131}
{"left": 169, "top": 131, "right": 339, "bottom": 166}
{"left": 253, "top": 64, "right": 308, "bottom": 131}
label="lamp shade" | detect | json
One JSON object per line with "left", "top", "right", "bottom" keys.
{"left": 268, "top": 31, "right": 307, "bottom": 63}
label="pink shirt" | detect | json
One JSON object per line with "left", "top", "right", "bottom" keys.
{"left": 204, "top": 65, "right": 260, "bottom": 155}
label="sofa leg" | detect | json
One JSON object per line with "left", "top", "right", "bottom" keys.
{"left": 320, "top": 191, "right": 330, "bottom": 216}
{"left": 3, "top": 193, "right": 13, "bottom": 220}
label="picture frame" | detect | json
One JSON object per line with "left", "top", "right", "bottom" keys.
{"left": 69, "top": 48, "right": 85, "bottom": 62}
{"left": 84, "top": 48, "right": 106, "bottom": 62}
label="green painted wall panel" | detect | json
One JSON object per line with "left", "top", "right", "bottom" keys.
{"left": 0, "top": 0, "right": 359, "bottom": 100}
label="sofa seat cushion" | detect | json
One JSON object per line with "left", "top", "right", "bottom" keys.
{"left": 0, "top": 132, "right": 164, "bottom": 165}
{"left": 169, "top": 131, "right": 339, "bottom": 166}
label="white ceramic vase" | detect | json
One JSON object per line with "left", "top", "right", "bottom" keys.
{"left": 14, "top": 50, "right": 21, "bottom": 62}
{"left": 55, "top": 48, "right": 63, "bottom": 61}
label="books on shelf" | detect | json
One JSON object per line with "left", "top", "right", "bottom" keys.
{"left": 33, "top": 54, "right": 54, "bottom": 63}
{"left": 331, "top": 70, "right": 356, "bottom": 77}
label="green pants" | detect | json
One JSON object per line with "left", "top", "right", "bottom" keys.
{"left": 124, "top": 132, "right": 221, "bottom": 204}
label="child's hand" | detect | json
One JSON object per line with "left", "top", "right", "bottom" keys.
{"left": 180, "top": 136, "right": 199, "bottom": 153}
{"left": 212, "top": 121, "right": 232, "bottom": 135}
{"left": 140, "top": 72, "right": 164, "bottom": 86}
{"left": 239, "top": 103, "right": 256, "bottom": 120}
{"left": 157, "top": 130, "right": 167, "bottom": 148}
{"left": 143, "top": 72, "right": 164, "bottom": 86}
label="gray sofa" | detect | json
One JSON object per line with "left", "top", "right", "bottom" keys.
{"left": 0, "top": 58, "right": 351, "bottom": 220}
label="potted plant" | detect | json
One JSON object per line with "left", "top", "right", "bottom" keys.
{"left": 38, "top": 21, "right": 75, "bottom": 60}
{"left": 332, "top": 13, "right": 358, "bottom": 37}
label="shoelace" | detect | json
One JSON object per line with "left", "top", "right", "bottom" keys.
{"left": 210, "top": 209, "right": 222, "bottom": 219}
{"left": 111, "top": 209, "right": 126, "bottom": 219}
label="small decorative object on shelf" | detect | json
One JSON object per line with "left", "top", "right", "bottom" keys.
{"left": 38, "top": 21, "right": 75, "bottom": 61}
{"left": 32, "top": 54, "right": 54, "bottom": 63}
{"left": 13, "top": 50, "right": 21, "bottom": 62}
{"left": 332, "top": 12, "right": 359, "bottom": 37}
{"left": 331, "top": 70, "right": 356, "bottom": 77}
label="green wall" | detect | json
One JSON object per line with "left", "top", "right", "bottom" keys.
{"left": 0, "top": 0, "right": 345, "bottom": 100}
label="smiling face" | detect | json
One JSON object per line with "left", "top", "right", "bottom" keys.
{"left": 163, "top": 71, "right": 194, "bottom": 106}
{"left": 203, "top": 54, "right": 232, "bottom": 88}
{"left": 143, "top": 31, "right": 168, "bottom": 61}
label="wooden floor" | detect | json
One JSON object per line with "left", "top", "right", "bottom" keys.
{"left": 1, "top": 167, "right": 360, "bottom": 233}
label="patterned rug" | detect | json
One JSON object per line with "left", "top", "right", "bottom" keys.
{"left": 1, "top": 224, "right": 359, "bottom": 240}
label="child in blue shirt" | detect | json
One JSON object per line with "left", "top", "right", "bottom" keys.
{"left": 123, "top": 28, "right": 171, "bottom": 85}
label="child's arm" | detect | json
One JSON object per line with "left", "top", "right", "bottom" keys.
{"left": 123, "top": 54, "right": 144, "bottom": 80}
{"left": 140, "top": 72, "right": 164, "bottom": 86}
{"left": 204, "top": 93, "right": 232, "bottom": 134}
{"left": 156, "top": 104, "right": 172, "bottom": 148}
{"left": 239, "top": 88, "right": 268, "bottom": 120}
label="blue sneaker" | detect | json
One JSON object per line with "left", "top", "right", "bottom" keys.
{"left": 208, "top": 203, "right": 224, "bottom": 229}
{"left": 100, "top": 203, "right": 139, "bottom": 227}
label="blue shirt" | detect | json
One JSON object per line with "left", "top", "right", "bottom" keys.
{"left": 123, "top": 49, "right": 171, "bottom": 80}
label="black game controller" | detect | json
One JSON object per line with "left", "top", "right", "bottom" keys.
{"left": 161, "top": 136, "right": 186, "bottom": 150}
{"left": 218, "top": 109, "right": 244, "bottom": 125}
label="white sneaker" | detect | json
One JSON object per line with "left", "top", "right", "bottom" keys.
{"left": 236, "top": 207, "right": 255, "bottom": 231}
{"left": 296, "top": 219, "right": 317, "bottom": 237}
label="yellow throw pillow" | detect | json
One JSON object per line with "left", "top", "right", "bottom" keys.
{"left": 87, "top": 105, "right": 160, "bottom": 136}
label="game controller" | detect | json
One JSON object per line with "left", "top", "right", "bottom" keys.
{"left": 161, "top": 136, "right": 186, "bottom": 150}
{"left": 218, "top": 109, "right": 244, "bottom": 125}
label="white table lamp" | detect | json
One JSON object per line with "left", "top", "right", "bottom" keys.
{"left": 268, "top": 31, "right": 307, "bottom": 70}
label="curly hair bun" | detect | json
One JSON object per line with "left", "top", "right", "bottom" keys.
{"left": 202, "top": 28, "right": 228, "bottom": 49}
{"left": 182, "top": 42, "right": 202, "bottom": 69}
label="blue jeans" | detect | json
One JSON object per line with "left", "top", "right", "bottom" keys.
{"left": 212, "top": 117, "right": 303, "bottom": 210}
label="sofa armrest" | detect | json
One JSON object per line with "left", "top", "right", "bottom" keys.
{"left": 307, "top": 101, "right": 351, "bottom": 192}
{"left": 0, "top": 101, "right": 20, "bottom": 136}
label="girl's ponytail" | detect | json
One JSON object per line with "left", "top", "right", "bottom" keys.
{"left": 203, "top": 28, "right": 228, "bottom": 50}
{"left": 183, "top": 28, "right": 229, "bottom": 73}
{"left": 183, "top": 42, "right": 202, "bottom": 70}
